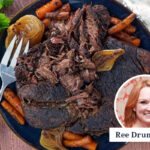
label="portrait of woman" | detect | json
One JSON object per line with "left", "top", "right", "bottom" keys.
{"left": 124, "top": 80, "right": 150, "bottom": 127}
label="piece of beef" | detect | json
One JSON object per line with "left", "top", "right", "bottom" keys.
{"left": 68, "top": 4, "right": 110, "bottom": 55}
{"left": 36, "top": 66, "right": 58, "bottom": 84}
{"left": 60, "top": 74, "right": 83, "bottom": 93}
{"left": 15, "top": 43, "right": 44, "bottom": 86}
{"left": 35, "top": 50, "right": 59, "bottom": 84}
{"left": 65, "top": 37, "right": 150, "bottom": 135}
{"left": 22, "top": 103, "right": 72, "bottom": 129}
{"left": 67, "top": 7, "right": 86, "bottom": 51}
{"left": 69, "top": 37, "right": 79, "bottom": 50}
{"left": 17, "top": 81, "right": 74, "bottom": 129}
{"left": 68, "top": 7, "right": 86, "bottom": 44}
{"left": 80, "top": 69, "right": 97, "bottom": 83}
{"left": 15, "top": 40, "right": 63, "bottom": 87}
{"left": 50, "top": 37, "right": 64, "bottom": 44}
{"left": 79, "top": 57, "right": 96, "bottom": 69}
{"left": 42, "top": 39, "right": 63, "bottom": 57}
{"left": 68, "top": 98, "right": 119, "bottom": 135}
{"left": 79, "top": 19, "right": 89, "bottom": 56}
{"left": 18, "top": 82, "right": 68, "bottom": 103}
{"left": 15, "top": 5, "right": 129, "bottom": 135}
{"left": 43, "top": 20, "right": 69, "bottom": 43}
{"left": 66, "top": 92, "right": 89, "bottom": 102}
{"left": 76, "top": 88, "right": 101, "bottom": 110}
{"left": 92, "top": 5, "right": 110, "bottom": 29}
{"left": 95, "top": 36, "right": 150, "bottom": 99}
{"left": 53, "top": 58, "right": 73, "bottom": 75}
{"left": 85, "top": 5, "right": 102, "bottom": 52}
{"left": 48, "top": 20, "right": 68, "bottom": 38}
{"left": 68, "top": 7, "right": 85, "bottom": 34}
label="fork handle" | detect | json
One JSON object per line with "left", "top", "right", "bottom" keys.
{"left": 0, "top": 84, "right": 6, "bottom": 102}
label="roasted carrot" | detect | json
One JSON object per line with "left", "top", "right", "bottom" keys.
{"left": 36, "top": 0, "right": 63, "bottom": 19}
{"left": 1, "top": 100, "right": 25, "bottom": 125}
{"left": 110, "top": 17, "right": 122, "bottom": 25}
{"left": 108, "top": 13, "right": 136, "bottom": 35}
{"left": 63, "top": 131, "right": 83, "bottom": 140}
{"left": 59, "top": 3, "right": 71, "bottom": 12}
{"left": 113, "top": 31, "right": 141, "bottom": 47}
{"left": 45, "top": 11, "right": 69, "bottom": 20}
{"left": 83, "top": 141, "right": 98, "bottom": 150}
{"left": 131, "top": 38, "right": 141, "bottom": 47}
{"left": 110, "top": 17, "right": 136, "bottom": 34}
{"left": 3, "top": 88, "right": 24, "bottom": 117}
{"left": 63, "top": 136, "right": 92, "bottom": 147}
{"left": 42, "top": 18, "right": 51, "bottom": 29}
{"left": 63, "top": 131, "right": 98, "bottom": 150}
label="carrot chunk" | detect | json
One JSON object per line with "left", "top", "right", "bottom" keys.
{"left": 83, "top": 141, "right": 98, "bottom": 150}
{"left": 63, "top": 136, "right": 92, "bottom": 147}
{"left": 63, "top": 131, "right": 83, "bottom": 140}
{"left": 113, "top": 31, "right": 141, "bottom": 47}
{"left": 1, "top": 100, "right": 25, "bottom": 125}
{"left": 108, "top": 13, "right": 136, "bottom": 35}
{"left": 110, "top": 16, "right": 136, "bottom": 34}
{"left": 45, "top": 11, "right": 69, "bottom": 20}
{"left": 36, "top": 0, "right": 62, "bottom": 19}
{"left": 3, "top": 88, "right": 24, "bottom": 117}
{"left": 42, "top": 18, "right": 51, "bottom": 28}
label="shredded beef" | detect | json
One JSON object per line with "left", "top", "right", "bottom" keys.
{"left": 15, "top": 4, "right": 115, "bottom": 134}
{"left": 60, "top": 74, "right": 83, "bottom": 93}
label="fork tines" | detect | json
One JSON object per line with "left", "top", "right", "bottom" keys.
{"left": 1, "top": 36, "right": 29, "bottom": 68}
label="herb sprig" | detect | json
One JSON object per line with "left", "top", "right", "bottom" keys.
{"left": 0, "top": 0, "right": 14, "bottom": 33}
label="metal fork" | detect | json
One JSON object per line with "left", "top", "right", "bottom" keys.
{"left": 0, "top": 35, "right": 29, "bottom": 102}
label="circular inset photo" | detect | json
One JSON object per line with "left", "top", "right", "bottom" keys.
{"left": 114, "top": 74, "right": 150, "bottom": 128}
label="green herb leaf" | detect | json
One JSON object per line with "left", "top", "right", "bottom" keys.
{"left": 0, "top": 0, "right": 4, "bottom": 9}
{"left": 0, "top": 4, "right": 2, "bottom": 9}
{"left": 3, "top": 0, "right": 14, "bottom": 7}
{"left": 0, "top": 13, "right": 10, "bottom": 33}
{"left": 0, "top": 0, "right": 14, "bottom": 9}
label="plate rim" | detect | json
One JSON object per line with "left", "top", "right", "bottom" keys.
{"left": 0, "top": 0, "right": 149, "bottom": 150}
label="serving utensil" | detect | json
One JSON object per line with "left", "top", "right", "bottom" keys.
{"left": 0, "top": 35, "right": 29, "bottom": 102}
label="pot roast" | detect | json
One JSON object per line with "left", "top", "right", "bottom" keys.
{"left": 15, "top": 4, "right": 150, "bottom": 135}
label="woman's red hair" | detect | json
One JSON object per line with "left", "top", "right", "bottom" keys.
{"left": 124, "top": 80, "right": 150, "bottom": 127}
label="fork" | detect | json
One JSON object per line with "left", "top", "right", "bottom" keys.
{"left": 0, "top": 35, "right": 29, "bottom": 102}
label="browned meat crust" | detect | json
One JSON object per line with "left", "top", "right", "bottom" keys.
{"left": 15, "top": 5, "right": 146, "bottom": 135}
